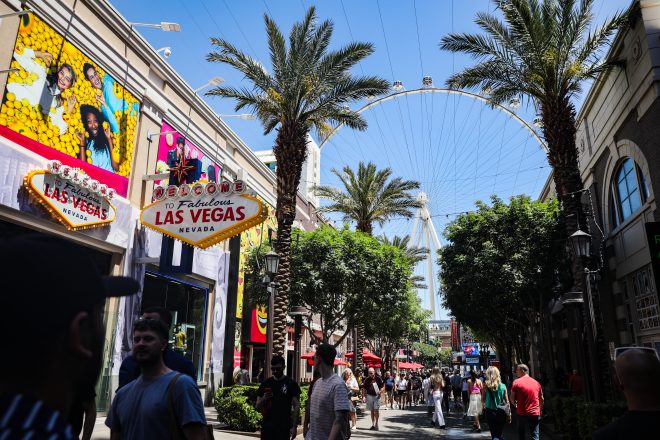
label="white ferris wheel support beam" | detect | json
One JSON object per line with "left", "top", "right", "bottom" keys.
{"left": 318, "top": 87, "right": 548, "bottom": 153}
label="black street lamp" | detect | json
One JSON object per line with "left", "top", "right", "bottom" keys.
{"left": 289, "top": 305, "right": 309, "bottom": 383}
{"left": 567, "top": 227, "right": 605, "bottom": 401}
{"left": 263, "top": 250, "right": 280, "bottom": 379}
{"left": 480, "top": 343, "right": 490, "bottom": 368}
{"left": 569, "top": 229, "right": 592, "bottom": 258}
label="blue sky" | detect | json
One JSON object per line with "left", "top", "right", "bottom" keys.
{"left": 111, "top": 0, "right": 628, "bottom": 319}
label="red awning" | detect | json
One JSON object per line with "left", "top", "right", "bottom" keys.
{"left": 398, "top": 361, "right": 423, "bottom": 369}
{"left": 344, "top": 349, "right": 382, "bottom": 362}
{"left": 306, "top": 357, "right": 348, "bottom": 366}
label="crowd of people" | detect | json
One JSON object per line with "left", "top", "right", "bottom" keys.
{"left": 2, "top": 233, "right": 659, "bottom": 440}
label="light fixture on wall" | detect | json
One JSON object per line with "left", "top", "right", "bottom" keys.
{"left": 156, "top": 47, "right": 172, "bottom": 58}
{"left": 218, "top": 113, "right": 256, "bottom": 120}
{"left": 0, "top": 10, "right": 32, "bottom": 19}
{"left": 129, "top": 21, "right": 181, "bottom": 32}
{"left": 193, "top": 76, "right": 224, "bottom": 93}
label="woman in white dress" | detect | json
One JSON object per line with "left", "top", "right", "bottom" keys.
{"left": 467, "top": 370, "right": 484, "bottom": 432}
{"left": 430, "top": 367, "right": 446, "bottom": 429}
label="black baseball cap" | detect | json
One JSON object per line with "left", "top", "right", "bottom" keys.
{"left": 0, "top": 233, "right": 139, "bottom": 329}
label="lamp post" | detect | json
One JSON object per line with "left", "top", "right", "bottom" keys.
{"left": 480, "top": 343, "right": 490, "bottom": 368}
{"left": 263, "top": 250, "right": 280, "bottom": 380}
{"left": 568, "top": 228, "right": 604, "bottom": 401}
{"left": 289, "top": 305, "right": 309, "bottom": 383}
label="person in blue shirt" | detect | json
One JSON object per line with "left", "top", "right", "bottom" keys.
{"left": 106, "top": 317, "right": 207, "bottom": 439}
{"left": 82, "top": 62, "right": 139, "bottom": 133}
{"left": 76, "top": 105, "right": 119, "bottom": 172}
{"left": 117, "top": 306, "right": 196, "bottom": 389}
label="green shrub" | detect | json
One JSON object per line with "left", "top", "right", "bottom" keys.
{"left": 299, "top": 384, "right": 310, "bottom": 412}
{"left": 576, "top": 401, "right": 626, "bottom": 440}
{"left": 552, "top": 396, "right": 626, "bottom": 440}
{"left": 214, "top": 385, "right": 262, "bottom": 432}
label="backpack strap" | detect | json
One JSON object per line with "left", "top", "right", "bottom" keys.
{"left": 167, "top": 373, "right": 185, "bottom": 440}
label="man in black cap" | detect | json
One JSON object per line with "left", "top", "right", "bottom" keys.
{"left": 0, "top": 233, "right": 139, "bottom": 439}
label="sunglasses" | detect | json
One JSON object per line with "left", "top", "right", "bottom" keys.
{"left": 614, "top": 346, "right": 659, "bottom": 360}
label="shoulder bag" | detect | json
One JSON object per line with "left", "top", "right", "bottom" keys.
{"left": 488, "top": 386, "right": 511, "bottom": 424}
{"left": 167, "top": 373, "right": 215, "bottom": 440}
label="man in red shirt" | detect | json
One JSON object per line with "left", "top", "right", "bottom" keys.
{"left": 510, "top": 364, "right": 543, "bottom": 440}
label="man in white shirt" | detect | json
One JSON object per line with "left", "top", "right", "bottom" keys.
{"left": 306, "top": 344, "right": 350, "bottom": 440}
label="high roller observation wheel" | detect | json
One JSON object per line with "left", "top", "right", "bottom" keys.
{"left": 317, "top": 87, "right": 548, "bottom": 321}
{"left": 318, "top": 87, "right": 548, "bottom": 154}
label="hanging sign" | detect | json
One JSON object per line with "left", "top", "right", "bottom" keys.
{"left": 23, "top": 160, "right": 117, "bottom": 230}
{"left": 140, "top": 180, "right": 268, "bottom": 249}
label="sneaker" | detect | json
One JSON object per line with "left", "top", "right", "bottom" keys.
{"left": 440, "top": 425, "right": 447, "bottom": 429}
{"left": 369, "top": 426, "right": 376, "bottom": 430}
{"left": 374, "top": 425, "right": 379, "bottom": 431}
{"left": 351, "top": 426, "right": 357, "bottom": 431}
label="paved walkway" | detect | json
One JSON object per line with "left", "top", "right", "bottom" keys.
{"left": 92, "top": 401, "right": 527, "bottom": 439}
{"left": 350, "top": 402, "right": 502, "bottom": 439}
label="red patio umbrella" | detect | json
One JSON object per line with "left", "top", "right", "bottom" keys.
{"left": 306, "top": 358, "right": 348, "bottom": 366}
{"left": 344, "top": 348, "right": 382, "bottom": 362}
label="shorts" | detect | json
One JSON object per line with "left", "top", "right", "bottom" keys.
{"left": 366, "top": 394, "right": 380, "bottom": 411}
{"left": 396, "top": 389, "right": 407, "bottom": 397}
{"left": 386, "top": 389, "right": 393, "bottom": 397}
{"left": 452, "top": 387, "right": 462, "bottom": 399}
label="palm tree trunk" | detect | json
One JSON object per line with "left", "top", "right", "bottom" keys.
{"left": 272, "top": 122, "right": 308, "bottom": 356}
{"left": 356, "top": 322, "right": 365, "bottom": 372}
{"left": 541, "top": 97, "right": 608, "bottom": 401}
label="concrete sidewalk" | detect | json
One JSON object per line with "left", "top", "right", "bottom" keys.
{"left": 92, "top": 401, "right": 545, "bottom": 439}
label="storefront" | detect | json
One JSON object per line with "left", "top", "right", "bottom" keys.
{"left": 142, "top": 271, "right": 210, "bottom": 381}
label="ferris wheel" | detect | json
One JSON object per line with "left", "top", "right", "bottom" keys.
{"left": 317, "top": 80, "right": 549, "bottom": 320}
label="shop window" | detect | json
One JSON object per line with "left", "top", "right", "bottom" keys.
{"left": 141, "top": 271, "right": 208, "bottom": 380}
{"left": 630, "top": 266, "right": 660, "bottom": 332}
{"left": 611, "top": 158, "right": 649, "bottom": 226}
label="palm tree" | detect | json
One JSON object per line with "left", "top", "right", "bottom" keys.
{"left": 314, "top": 161, "right": 422, "bottom": 370}
{"left": 440, "top": 0, "right": 629, "bottom": 401}
{"left": 381, "top": 234, "right": 428, "bottom": 289}
{"left": 314, "top": 162, "right": 422, "bottom": 234}
{"left": 207, "top": 8, "right": 389, "bottom": 356}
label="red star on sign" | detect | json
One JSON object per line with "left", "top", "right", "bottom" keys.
{"left": 169, "top": 159, "right": 195, "bottom": 184}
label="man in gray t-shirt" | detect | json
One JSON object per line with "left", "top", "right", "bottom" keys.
{"left": 106, "top": 318, "right": 207, "bottom": 439}
{"left": 306, "top": 344, "right": 350, "bottom": 440}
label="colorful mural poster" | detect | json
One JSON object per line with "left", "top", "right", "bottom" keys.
{"left": 0, "top": 12, "right": 140, "bottom": 196}
{"left": 250, "top": 306, "right": 267, "bottom": 344}
{"left": 236, "top": 204, "right": 277, "bottom": 319}
{"left": 155, "top": 120, "right": 222, "bottom": 186}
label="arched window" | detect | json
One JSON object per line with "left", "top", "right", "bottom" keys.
{"left": 610, "top": 158, "right": 649, "bottom": 227}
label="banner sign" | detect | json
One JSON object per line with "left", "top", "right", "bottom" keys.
{"left": 1, "top": 12, "right": 141, "bottom": 197}
{"left": 23, "top": 160, "right": 116, "bottom": 230}
{"left": 140, "top": 180, "right": 268, "bottom": 248}
{"left": 462, "top": 343, "right": 480, "bottom": 356}
{"left": 155, "top": 120, "right": 222, "bottom": 185}
{"left": 237, "top": 204, "right": 276, "bottom": 319}
{"left": 250, "top": 305, "right": 267, "bottom": 344}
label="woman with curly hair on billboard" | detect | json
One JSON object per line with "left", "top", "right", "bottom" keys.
{"left": 76, "top": 104, "right": 118, "bottom": 172}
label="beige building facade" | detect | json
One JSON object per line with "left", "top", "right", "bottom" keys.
{"left": 0, "top": 0, "right": 324, "bottom": 411}
{"left": 541, "top": 0, "right": 660, "bottom": 373}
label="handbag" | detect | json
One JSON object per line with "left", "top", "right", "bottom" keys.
{"left": 167, "top": 373, "right": 215, "bottom": 439}
{"left": 488, "top": 386, "right": 511, "bottom": 424}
